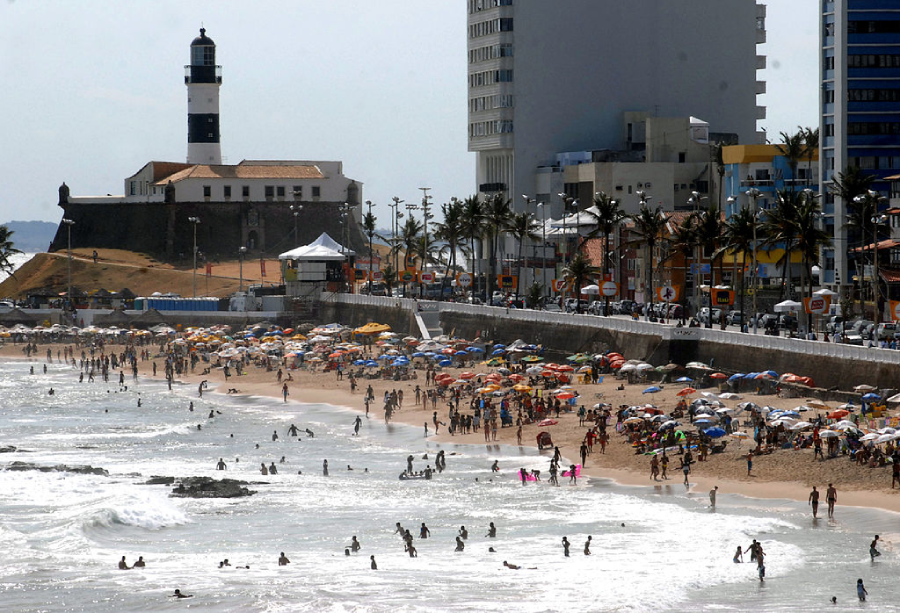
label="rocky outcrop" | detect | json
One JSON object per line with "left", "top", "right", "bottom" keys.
{"left": 5, "top": 461, "right": 108, "bottom": 476}
{"left": 144, "top": 476, "right": 176, "bottom": 485}
{"left": 169, "top": 477, "right": 256, "bottom": 498}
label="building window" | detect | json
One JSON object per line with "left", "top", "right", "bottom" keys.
{"left": 849, "top": 21, "right": 900, "bottom": 35}
{"left": 823, "top": 89, "right": 834, "bottom": 104}
{"left": 293, "top": 186, "right": 302, "bottom": 199}
{"left": 129, "top": 181, "right": 136, "bottom": 196}
{"left": 242, "top": 185, "right": 250, "bottom": 198}
{"left": 276, "top": 186, "right": 285, "bottom": 198}
{"left": 824, "top": 56, "right": 834, "bottom": 70}
{"left": 312, "top": 186, "right": 321, "bottom": 198}
{"left": 678, "top": 152, "right": 686, "bottom": 163}
{"left": 265, "top": 186, "right": 274, "bottom": 199}
{"left": 203, "top": 185, "right": 211, "bottom": 198}
{"left": 224, "top": 185, "right": 231, "bottom": 198}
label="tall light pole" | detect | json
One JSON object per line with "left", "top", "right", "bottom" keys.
{"left": 390, "top": 196, "right": 404, "bottom": 277}
{"left": 62, "top": 218, "right": 75, "bottom": 307}
{"left": 419, "top": 188, "right": 432, "bottom": 286}
{"left": 522, "top": 195, "right": 536, "bottom": 290}
{"left": 746, "top": 188, "right": 761, "bottom": 334}
{"left": 239, "top": 245, "right": 247, "bottom": 292}
{"left": 536, "top": 202, "right": 548, "bottom": 295}
{"left": 871, "top": 212, "right": 888, "bottom": 326}
{"left": 290, "top": 204, "right": 302, "bottom": 245}
{"left": 188, "top": 216, "right": 200, "bottom": 298}
{"left": 338, "top": 202, "right": 355, "bottom": 292}
{"left": 854, "top": 189, "right": 887, "bottom": 323}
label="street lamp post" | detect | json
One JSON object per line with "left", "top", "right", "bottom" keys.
{"left": 871, "top": 213, "right": 888, "bottom": 326}
{"left": 390, "top": 197, "right": 404, "bottom": 278}
{"left": 522, "top": 195, "right": 536, "bottom": 291}
{"left": 290, "top": 204, "right": 302, "bottom": 245}
{"left": 62, "top": 218, "right": 75, "bottom": 308}
{"left": 239, "top": 245, "right": 247, "bottom": 292}
{"left": 338, "top": 203, "right": 355, "bottom": 293}
{"left": 419, "top": 187, "right": 432, "bottom": 281}
{"left": 188, "top": 216, "right": 200, "bottom": 298}
{"left": 854, "top": 190, "right": 887, "bottom": 323}
{"left": 745, "top": 188, "right": 761, "bottom": 334}
{"left": 537, "top": 202, "right": 548, "bottom": 296}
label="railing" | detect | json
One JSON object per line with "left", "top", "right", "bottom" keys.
{"left": 323, "top": 293, "right": 900, "bottom": 365}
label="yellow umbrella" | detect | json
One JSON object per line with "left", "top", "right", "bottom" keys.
{"left": 354, "top": 322, "right": 392, "bottom": 335}
{"left": 513, "top": 384, "right": 533, "bottom": 393}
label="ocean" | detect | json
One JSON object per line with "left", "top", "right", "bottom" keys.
{"left": 1, "top": 358, "right": 899, "bottom": 612}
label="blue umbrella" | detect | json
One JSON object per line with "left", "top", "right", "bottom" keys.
{"left": 862, "top": 393, "right": 881, "bottom": 402}
{"left": 412, "top": 352, "right": 425, "bottom": 358}
{"left": 364, "top": 360, "right": 378, "bottom": 367}
{"left": 493, "top": 344, "right": 506, "bottom": 349}
{"left": 492, "top": 348, "right": 506, "bottom": 356}
{"left": 438, "top": 359, "right": 452, "bottom": 367}
{"left": 467, "top": 346, "right": 484, "bottom": 353}
{"left": 353, "top": 359, "right": 365, "bottom": 366}
{"left": 378, "top": 354, "right": 392, "bottom": 360}
{"left": 642, "top": 386, "right": 661, "bottom": 394}
{"left": 676, "top": 376, "right": 693, "bottom": 383}
{"left": 743, "top": 372, "right": 759, "bottom": 380}
{"left": 762, "top": 370, "right": 778, "bottom": 378}
{"left": 694, "top": 418, "right": 715, "bottom": 426}
{"left": 728, "top": 373, "right": 745, "bottom": 381}
{"left": 454, "top": 350, "right": 468, "bottom": 356}
{"left": 703, "top": 427, "right": 727, "bottom": 438}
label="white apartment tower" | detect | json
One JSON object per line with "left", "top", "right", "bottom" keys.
{"left": 467, "top": 0, "right": 768, "bottom": 215}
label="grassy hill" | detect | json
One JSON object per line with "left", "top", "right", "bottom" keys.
{"left": 0, "top": 248, "right": 282, "bottom": 299}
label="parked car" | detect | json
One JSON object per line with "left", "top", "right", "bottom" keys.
{"left": 825, "top": 315, "right": 844, "bottom": 334}
{"left": 666, "top": 303, "right": 685, "bottom": 320}
{"left": 777, "top": 314, "right": 798, "bottom": 331}
{"left": 698, "top": 307, "right": 723, "bottom": 325}
{"left": 725, "top": 310, "right": 743, "bottom": 326}
{"left": 874, "top": 322, "right": 899, "bottom": 341}
{"left": 0, "top": 300, "right": 13, "bottom": 313}
{"left": 588, "top": 300, "right": 608, "bottom": 316}
{"left": 542, "top": 302, "right": 563, "bottom": 313}
{"left": 618, "top": 300, "right": 635, "bottom": 315}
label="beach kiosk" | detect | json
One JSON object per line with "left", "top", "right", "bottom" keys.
{"left": 279, "top": 233, "right": 355, "bottom": 297}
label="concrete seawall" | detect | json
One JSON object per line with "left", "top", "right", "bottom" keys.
{"left": 319, "top": 295, "right": 900, "bottom": 391}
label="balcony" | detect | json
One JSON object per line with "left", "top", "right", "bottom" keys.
{"left": 184, "top": 65, "right": 223, "bottom": 85}
{"left": 756, "top": 54, "right": 767, "bottom": 70}
{"left": 756, "top": 80, "right": 767, "bottom": 95}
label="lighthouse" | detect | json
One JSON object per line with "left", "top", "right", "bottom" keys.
{"left": 185, "top": 28, "right": 222, "bottom": 165}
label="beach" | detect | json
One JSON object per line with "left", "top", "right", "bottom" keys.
{"left": 6, "top": 338, "right": 900, "bottom": 513}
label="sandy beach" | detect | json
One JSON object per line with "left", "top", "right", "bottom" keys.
{"left": 7, "top": 338, "right": 900, "bottom": 515}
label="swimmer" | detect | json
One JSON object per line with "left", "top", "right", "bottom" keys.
{"left": 709, "top": 485, "right": 718, "bottom": 508}
{"left": 562, "top": 536, "right": 570, "bottom": 557}
{"left": 407, "top": 544, "right": 417, "bottom": 557}
{"left": 420, "top": 523, "right": 431, "bottom": 539}
{"left": 459, "top": 526, "right": 468, "bottom": 540}
{"left": 491, "top": 460, "right": 499, "bottom": 472}
{"left": 584, "top": 536, "right": 592, "bottom": 555}
{"left": 503, "top": 561, "right": 520, "bottom": 570}
{"left": 870, "top": 535, "right": 881, "bottom": 560}
{"left": 306, "top": 429, "right": 315, "bottom": 438}
{"left": 344, "top": 549, "right": 350, "bottom": 556}
{"left": 278, "top": 552, "right": 290, "bottom": 566}
{"left": 260, "top": 463, "right": 268, "bottom": 475}
{"left": 172, "top": 589, "right": 193, "bottom": 599}
{"left": 486, "top": 522, "right": 497, "bottom": 538}
{"left": 269, "top": 462, "right": 277, "bottom": 474}
{"left": 733, "top": 545, "right": 743, "bottom": 563}
{"left": 118, "top": 556, "right": 131, "bottom": 570}
{"left": 280, "top": 456, "right": 286, "bottom": 464}
{"left": 857, "top": 578, "right": 868, "bottom": 601}
{"left": 133, "top": 556, "right": 145, "bottom": 568}
{"left": 272, "top": 430, "right": 279, "bottom": 442}
{"left": 350, "top": 536, "right": 361, "bottom": 552}
{"left": 370, "top": 555, "right": 378, "bottom": 570}
{"left": 216, "top": 458, "right": 226, "bottom": 470}
{"left": 455, "top": 536, "right": 465, "bottom": 552}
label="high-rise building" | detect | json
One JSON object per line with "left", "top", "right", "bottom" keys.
{"left": 820, "top": 0, "right": 900, "bottom": 288}
{"left": 466, "top": 0, "right": 767, "bottom": 216}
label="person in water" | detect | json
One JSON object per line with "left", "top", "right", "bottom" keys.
{"left": 486, "top": 522, "right": 497, "bottom": 538}
{"left": 370, "top": 555, "right": 378, "bottom": 570}
{"left": 278, "top": 552, "right": 290, "bottom": 566}
{"left": 562, "top": 537, "right": 570, "bottom": 557}
{"left": 133, "top": 556, "right": 145, "bottom": 568}
{"left": 503, "top": 561, "right": 520, "bottom": 570}
{"left": 172, "top": 589, "right": 193, "bottom": 599}
{"left": 118, "top": 556, "right": 131, "bottom": 570}
{"left": 350, "top": 536, "right": 361, "bottom": 552}
{"left": 455, "top": 537, "right": 465, "bottom": 552}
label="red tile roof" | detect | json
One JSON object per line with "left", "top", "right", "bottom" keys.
{"left": 154, "top": 164, "right": 324, "bottom": 185}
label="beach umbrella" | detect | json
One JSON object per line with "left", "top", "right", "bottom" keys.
{"left": 513, "top": 384, "right": 533, "bottom": 393}
{"left": 635, "top": 363, "right": 654, "bottom": 372}
{"left": 730, "top": 432, "right": 750, "bottom": 440}
{"left": 642, "top": 386, "right": 662, "bottom": 394}
{"left": 862, "top": 393, "right": 881, "bottom": 402}
{"left": 854, "top": 384, "right": 876, "bottom": 392}
{"left": 694, "top": 418, "right": 716, "bottom": 426}
{"left": 877, "top": 427, "right": 897, "bottom": 435}
{"left": 623, "top": 416, "right": 644, "bottom": 424}
{"left": 709, "top": 372, "right": 727, "bottom": 380}
{"left": 556, "top": 392, "right": 577, "bottom": 400}
{"left": 818, "top": 430, "right": 840, "bottom": 439}
{"left": 467, "top": 346, "right": 485, "bottom": 353}
{"left": 703, "top": 427, "right": 727, "bottom": 438}
{"left": 859, "top": 433, "right": 879, "bottom": 442}
{"left": 790, "top": 421, "right": 813, "bottom": 431}
{"left": 676, "top": 387, "right": 697, "bottom": 396}
{"left": 659, "top": 420, "right": 680, "bottom": 429}
{"left": 438, "top": 359, "right": 452, "bottom": 367}
{"left": 718, "top": 392, "right": 742, "bottom": 400}
{"left": 491, "top": 348, "right": 506, "bottom": 356}
{"left": 832, "top": 420, "right": 857, "bottom": 430}
{"left": 675, "top": 376, "right": 693, "bottom": 383}
{"left": 886, "top": 393, "right": 900, "bottom": 404}
{"left": 716, "top": 407, "right": 734, "bottom": 415}
{"left": 876, "top": 433, "right": 898, "bottom": 444}
{"left": 804, "top": 399, "right": 828, "bottom": 410}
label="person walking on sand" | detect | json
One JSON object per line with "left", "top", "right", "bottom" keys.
{"left": 282, "top": 383, "right": 289, "bottom": 402}
{"left": 809, "top": 486, "right": 820, "bottom": 519}
{"left": 826, "top": 483, "right": 837, "bottom": 518}
{"left": 746, "top": 452, "right": 753, "bottom": 476}
{"left": 650, "top": 455, "right": 659, "bottom": 481}
{"left": 660, "top": 453, "right": 668, "bottom": 480}
{"left": 682, "top": 459, "right": 691, "bottom": 485}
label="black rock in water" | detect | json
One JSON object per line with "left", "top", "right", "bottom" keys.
{"left": 169, "top": 477, "right": 256, "bottom": 498}
{"left": 5, "top": 461, "right": 109, "bottom": 476}
{"left": 144, "top": 476, "right": 176, "bottom": 485}
{"left": 0, "top": 446, "right": 18, "bottom": 453}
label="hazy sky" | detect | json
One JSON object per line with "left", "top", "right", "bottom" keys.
{"left": 0, "top": 1, "right": 818, "bottom": 226}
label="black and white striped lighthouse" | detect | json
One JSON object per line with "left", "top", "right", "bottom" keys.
{"left": 185, "top": 28, "right": 222, "bottom": 165}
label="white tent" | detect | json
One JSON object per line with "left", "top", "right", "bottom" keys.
{"left": 278, "top": 233, "right": 355, "bottom": 261}
{"left": 774, "top": 300, "right": 801, "bottom": 312}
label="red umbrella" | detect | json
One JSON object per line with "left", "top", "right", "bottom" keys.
{"left": 709, "top": 373, "right": 727, "bottom": 380}
{"left": 676, "top": 387, "right": 697, "bottom": 396}
{"left": 459, "top": 371, "right": 476, "bottom": 380}
{"left": 827, "top": 409, "right": 850, "bottom": 419}
{"left": 539, "top": 419, "right": 558, "bottom": 426}
{"left": 556, "top": 392, "right": 577, "bottom": 400}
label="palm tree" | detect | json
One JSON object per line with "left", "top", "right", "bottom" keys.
{"left": 482, "top": 193, "right": 513, "bottom": 301}
{"left": 802, "top": 126, "right": 819, "bottom": 187}
{"left": 397, "top": 216, "right": 422, "bottom": 296}
{"left": 360, "top": 210, "right": 377, "bottom": 294}
{"left": 460, "top": 196, "right": 485, "bottom": 299}
{"left": 694, "top": 202, "right": 724, "bottom": 288}
{"left": 0, "top": 225, "right": 22, "bottom": 277}
{"left": 793, "top": 192, "right": 832, "bottom": 332}
{"left": 524, "top": 281, "right": 544, "bottom": 310}
{"left": 505, "top": 211, "right": 541, "bottom": 298}
{"left": 719, "top": 208, "right": 756, "bottom": 328}
{"left": 776, "top": 129, "right": 806, "bottom": 194}
{"left": 432, "top": 199, "right": 468, "bottom": 299}
{"left": 628, "top": 204, "right": 670, "bottom": 315}
{"left": 667, "top": 213, "right": 698, "bottom": 322}
{"left": 381, "top": 263, "right": 396, "bottom": 297}
{"left": 761, "top": 189, "right": 801, "bottom": 299}
{"left": 562, "top": 252, "right": 601, "bottom": 313}
{"left": 581, "top": 192, "right": 626, "bottom": 316}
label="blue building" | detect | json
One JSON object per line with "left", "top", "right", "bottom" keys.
{"left": 821, "top": 0, "right": 900, "bottom": 289}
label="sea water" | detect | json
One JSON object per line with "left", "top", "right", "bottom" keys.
{"left": 1, "top": 359, "right": 899, "bottom": 612}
